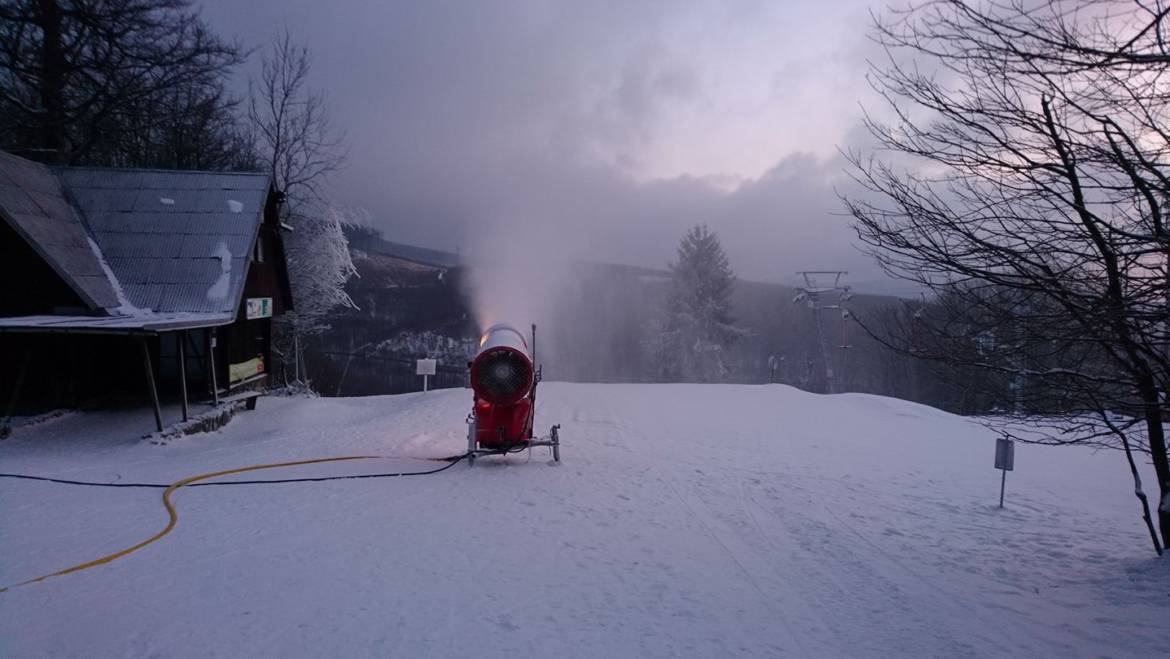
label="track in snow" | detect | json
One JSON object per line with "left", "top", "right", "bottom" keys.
{"left": 1, "top": 383, "right": 1167, "bottom": 657}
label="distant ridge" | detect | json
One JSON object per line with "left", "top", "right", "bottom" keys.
{"left": 343, "top": 224, "right": 462, "bottom": 268}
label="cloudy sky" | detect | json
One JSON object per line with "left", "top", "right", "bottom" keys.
{"left": 200, "top": 0, "right": 911, "bottom": 293}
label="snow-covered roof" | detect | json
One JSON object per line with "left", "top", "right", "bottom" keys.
{"left": 0, "top": 151, "right": 274, "bottom": 332}
{"left": 56, "top": 166, "right": 270, "bottom": 315}
{"left": 0, "top": 152, "right": 121, "bottom": 311}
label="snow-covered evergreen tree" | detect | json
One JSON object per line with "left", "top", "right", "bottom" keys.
{"left": 648, "top": 224, "right": 742, "bottom": 382}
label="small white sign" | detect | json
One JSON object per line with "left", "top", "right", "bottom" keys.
{"left": 416, "top": 359, "right": 437, "bottom": 376}
{"left": 246, "top": 297, "right": 273, "bottom": 320}
{"left": 995, "top": 438, "right": 1015, "bottom": 471}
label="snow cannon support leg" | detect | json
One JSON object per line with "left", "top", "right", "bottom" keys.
{"left": 467, "top": 416, "right": 477, "bottom": 467}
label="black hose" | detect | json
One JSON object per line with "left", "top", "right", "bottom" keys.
{"left": 0, "top": 453, "right": 470, "bottom": 489}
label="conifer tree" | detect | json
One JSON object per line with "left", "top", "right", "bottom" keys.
{"left": 649, "top": 224, "right": 741, "bottom": 382}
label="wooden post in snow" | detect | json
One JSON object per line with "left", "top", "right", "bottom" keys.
{"left": 141, "top": 338, "right": 163, "bottom": 432}
{"left": 208, "top": 328, "right": 220, "bottom": 405}
{"left": 177, "top": 331, "right": 189, "bottom": 422}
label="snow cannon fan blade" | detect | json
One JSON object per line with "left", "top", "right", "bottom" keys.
{"left": 473, "top": 348, "right": 532, "bottom": 404}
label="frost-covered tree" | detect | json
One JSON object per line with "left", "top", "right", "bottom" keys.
{"left": 649, "top": 225, "right": 742, "bottom": 382}
{"left": 273, "top": 204, "right": 359, "bottom": 384}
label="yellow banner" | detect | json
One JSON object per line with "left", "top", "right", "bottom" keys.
{"left": 228, "top": 357, "right": 264, "bottom": 383}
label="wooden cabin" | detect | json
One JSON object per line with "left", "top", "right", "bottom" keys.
{"left": 0, "top": 150, "right": 293, "bottom": 433}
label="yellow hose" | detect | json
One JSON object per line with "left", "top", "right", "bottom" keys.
{"left": 0, "top": 455, "right": 380, "bottom": 593}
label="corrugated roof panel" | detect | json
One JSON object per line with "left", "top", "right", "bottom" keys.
{"left": 72, "top": 274, "right": 118, "bottom": 296}
{"left": 55, "top": 165, "right": 269, "bottom": 315}
{"left": 4, "top": 158, "right": 60, "bottom": 195}
{"left": 58, "top": 244, "right": 106, "bottom": 278}
{"left": 181, "top": 216, "right": 228, "bottom": 235}
{"left": 8, "top": 210, "right": 67, "bottom": 245}
{"left": 157, "top": 258, "right": 220, "bottom": 285}
{"left": 178, "top": 233, "right": 221, "bottom": 258}
{"left": 106, "top": 258, "right": 156, "bottom": 284}
{"left": 84, "top": 211, "right": 143, "bottom": 233}
{"left": 161, "top": 283, "right": 217, "bottom": 312}
{"left": 132, "top": 189, "right": 197, "bottom": 213}
{"left": 69, "top": 187, "right": 138, "bottom": 213}
{"left": 0, "top": 152, "right": 120, "bottom": 311}
{"left": 97, "top": 233, "right": 164, "bottom": 259}
{"left": 0, "top": 181, "right": 38, "bottom": 215}
{"left": 78, "top": 170, "right": 145, "bottom": 190}
{"left": 121, "top": 283, "right": 162, "bottom": 311}
{"left": 177, "top": 233, "right": 252, "bottom": 259}
{"left": 121, "top": 212, "right": 182, "bottom": 234}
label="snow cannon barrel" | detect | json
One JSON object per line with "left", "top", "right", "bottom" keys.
{"left": 470, "top": 324, "right": 535, "bottom": 447}
{"left": 471, "top": 324, "right": 534, "bottom": 405}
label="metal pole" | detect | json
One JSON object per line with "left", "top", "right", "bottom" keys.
{"left": 423, "top": 374, "right": 429, "bottom": 393}
{"left": 177, "top": 331, "right": 189, "bottom": 422}
{"left": 294, "top": 332, "right": 301, "bottom": 383}
{"left": 208, "top": 329, "right": 220, "bottom": 405}
{"left": 141, "top": 338, "right": 163, "bottom": 433}
{"left": 999, "top": 468, "right": 1007, "bottom": 509}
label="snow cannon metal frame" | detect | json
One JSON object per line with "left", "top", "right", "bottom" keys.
{"left": 466, "top": 323, "right": 560, "bottom": 464}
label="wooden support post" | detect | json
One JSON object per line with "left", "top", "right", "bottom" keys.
{"left": 1, "top": 351, "right": 32, "bottom": 436}
{"left": 177, "top": 331, "right": 189, "bottom": 422}
{"left": 141, "top": 338, "right": 163, "bottom": 433}
{"left": 208, "top": 328, "right": 220, "bottom": 406}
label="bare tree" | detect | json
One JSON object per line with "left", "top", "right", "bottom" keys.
{"left": 248, "top": 30, "right": 353, "bottom": 386}
{"left": 248, "top": 29, "right": 345, "bottom": 210}
{"left": 0, "top": 0, "right": 244, "bottom": 165}
{"left": 112, "top": 78, "right": 257, "bottom": 171}
{"left": 844, "top": 0, "right": 1170, "bottom": 553}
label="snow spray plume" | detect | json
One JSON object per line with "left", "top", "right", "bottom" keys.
{"left": 463, "top": 214, "right": 571, "bottom": 339}
{"left": 460, "top": 213, "right": 654, "bottom": 382}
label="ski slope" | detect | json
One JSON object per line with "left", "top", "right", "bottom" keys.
{"left": 1, "top": 384, "right": 1166, "bottom": 657}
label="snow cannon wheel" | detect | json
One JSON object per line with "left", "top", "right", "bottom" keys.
{"left": 551, "top": 424, "right": 561, "bottom": 463}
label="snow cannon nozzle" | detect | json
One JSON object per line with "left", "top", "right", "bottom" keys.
{"left": 471, "top": 324, "right": 533, "bottom": 406}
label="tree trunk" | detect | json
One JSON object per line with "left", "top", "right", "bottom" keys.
{"left": 34, "top": 0, "right": 67, "bottom": 163}
{"left": 1118, "top": 424, "right": 1163, "bottom": 555}
{"left": 1138, "top": 377, "right": 1170, "bottom": 548}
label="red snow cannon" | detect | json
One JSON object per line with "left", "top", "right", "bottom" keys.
{"left": 466, "top": 323, "right": 560, "bottom": 464}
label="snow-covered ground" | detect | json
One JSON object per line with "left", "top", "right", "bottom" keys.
{"left": 1, "top": 384, "right": 1166, "bottom": 657}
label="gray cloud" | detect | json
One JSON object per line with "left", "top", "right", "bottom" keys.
{"left": 198, "top": 0, "right": 897, "bottom": 290}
